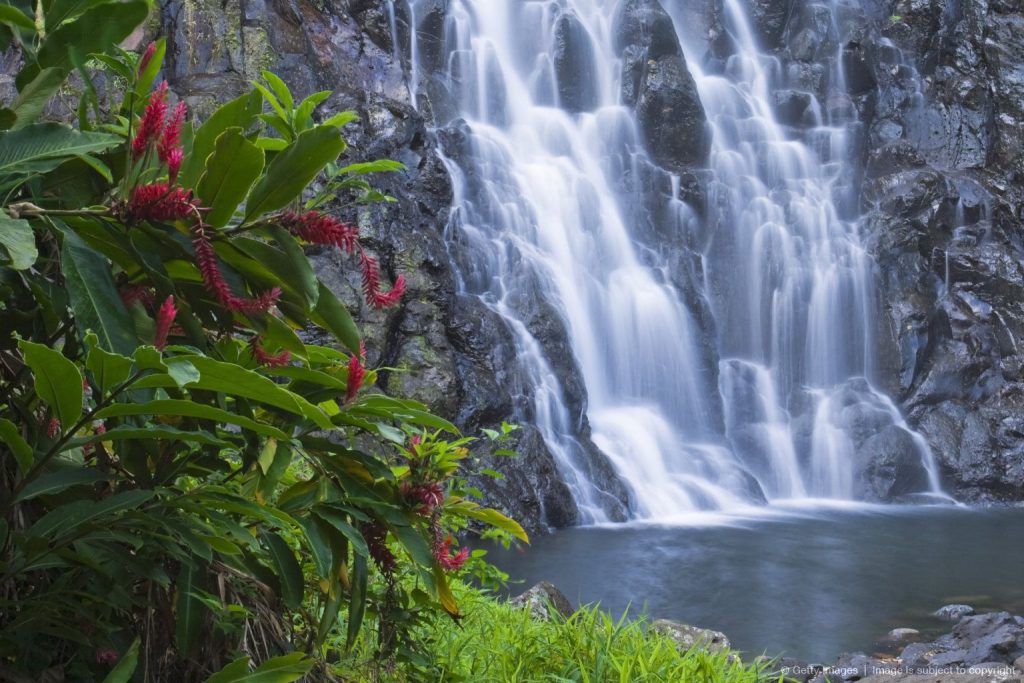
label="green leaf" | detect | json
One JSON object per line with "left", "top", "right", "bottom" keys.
{"left": 175, "top": 559, "right": 205, "bottom": 657}
{"left": 244, "top": 126, "right": 346, "bottom": 221}
{"left": 0, "top": 5, "right": 34, "bottom": 31}
{"left": 18, "top": 338, "right": 83, "bottom": 427}
{"left": 310, "top": 281, "right": 361, "bottom": 354}
{"left": 26, "top": 1, "right": 150, "bottom": 85}
{"left": 204, "top": 653, "right": 313, "bottom": 683}
{"left": 0, "top": 123, "right": 119, "bottom": 185}
{"left": 0, "top": 215, "right": 37, "bottom": 269}
{"left": 262, "top": 531, "right": 303, "bottom": 609}
{"left": 293, "top": 90, "right": 331, "bottom": 131}
{"left": 13, "top": 468, "right": 107, "bottom": 503}
{"left": 180, "top": 90, "right": 263, "bottom": 189}
{"left": 60, "top": 229, "right": 137, "bottom": 355}
{"left": 313, "top": 508, "right": 368, "bottom": 557}
{"left": 322, "top": 111, "right": 357, "bottom": 129}
{"left": 295, "top": 516, "right": 332, "bottom": 580}
{"left": 71, "top": 425, "right": 231, "bottom": 448}
{"left": 7, "top": 68, "right": 65, "bottom": 129}
{"left": 336, "top": 159, "right": 405, "bottom": 176}
{"left": 100, "top": 637, "right": 140, "bottom": 683}
{"left": 95, "top": 399, "right": 290, "bottom": 439}
{"left": 346, "top": 553, "right": 368, "bottom": 649}
{"left": 0, "top": 418, "right": 32, "bottom": 473}
{"left": 176, "top": 355, "right": 332, "bottom": 429}
{"left": 230, "top": 231, "right": 317, "bottom": 309}
{"left": 133, "top": 37, "right": 166, "bottom": 103}
{"left": 461, "top": 507, "right": 530, "bottom": 543}
{"left": 392, "top": 522, "right": 434, "bottom": 568}
{"left": 196, "top": 128, "right": 265, "bottom": 228}
{"left": 261, "top": 71, "right": 294, "bottom": 111}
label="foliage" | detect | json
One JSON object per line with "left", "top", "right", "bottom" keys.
{"left": 340, "top": 586, "right": 777, "bottom": 682}
{"left": 0, "top": 3, "right": 525, "bottom": 681}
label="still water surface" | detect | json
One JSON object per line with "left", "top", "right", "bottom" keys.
{"left": 489, "top": 503, "right": 1024, "bottom": 662}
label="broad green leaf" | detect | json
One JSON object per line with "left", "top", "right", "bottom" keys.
{"left": 61, "top": 229, "right": 137, "bottom": 355}
{"left": 71, "top": 425, "right": 231, "bottom": 448}
{"left": 336, "top": 159, "right": 405, "bottom": 176}
{"left": 28, "top": 489, "right": 153, "bottom": 538}
{"left": 293, "top": 90, "right": 331, "bottom": 131}
{"left": 100, "top": 637, "right": 140, "bottom": 683}
{"left": 432, "top": 564, "right": 460, "bottom": 616}
{"left": 461, "top": 507, "right": 529, "bottom": 543}
{"left": 262, "top": 531, "right": 303, "bottom": 609}
{"left": 244, "top": 126, "right": 346, "bottom": 221}
{"left": 392, "top": 522, "right": 434, "bottom": 568}
{"left": 0, "top": 123, "right": 119, "bottom": 178}
{"left": 295, "top": 516, "right": 332, "bottom": 580}
{"left": 18, "top": 339, "right": 83, "bottom": 427}
{"left": 230, "top": 231, "right": 317, "bottom": 308}
{"left": 0, "top": 215, "right": 37, "bottom": 269}
{"left": 175, "top": 559, "right": 205, "bottom": 657}
{"left": 204, "top": 653, "right": 313, "bottom": 683}
{"left": 7, "top": 68, "right": 64, "bottom": 129}
{"left": 310, "top": 281, "right": 360, "bottom": 353}
{"left": 44, "top": 0, "right": 120, "bottom": 32}
{"left": 13, "top": 468, "right": 107, "bottom": 503}
{"left": 196, "top": 128, "right": 265, "bottom": 228}
{"left": 261, "top": 71, "right": 294, "bottom": 111}
{"left": 257, "top": 438, "right": 277, "bottom": 474}
{"left": 0, "top": 418, "right": 32, "bottom": 473}
{"left": 176, "top": 355, "right": 332, "bottom": 429}
{"left": 95, "top": 400, "right": 289, "bottom": 439}
{"left": 25, "top": 1, "right": 149, "bottom": 85}
{"left": 322, "top": 111, "right": 357, "bottom": 129}
{"left": 180, "top": 90, "right": 263, "bottom": 189}
{"left": 0, "top": 5, "right": 34, "bottom": 31}
{"left": 83, "top": 335, "right": 131, "bottom": 397}
{"left": 166, "top": 358, "right": 200, "bottom": 387}
{"left": 346, "top": 553, "right": 368, "bottom": 649}
{"left": 312, "top": 508, "right": 368, "bottom": 557}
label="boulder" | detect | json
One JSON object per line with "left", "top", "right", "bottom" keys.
{"left": 650, "top": 619, "right": 730, "bottom": 653}
{"left": 509, "top": 581, "right": 574, "bottom": 621}
{"left": 553, "top": 10, "right": 599, "bottom": 112}
{"left": 936, "top": 605, "right": 978, "bottom": 622}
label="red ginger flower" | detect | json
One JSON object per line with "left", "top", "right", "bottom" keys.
{"left": 346, "top": 340, "right": 366, "bottom": 402}
{"left": 401, "top": 481, "right": 445, "bottom": 515}
{"left": 132, "top": 81, "right": 168, "bottom": 160}
{"left": 281, "top": 211, "right": 359, "bottom": 253}
{"left": 153, "top": 295, "right": 177, "bottom": 351}
{"left": 47, "top": 418, "right": 60, "bottom": 438}
{"left": 159, "top": 102, "right": 186, "bottom": 171}
{"left": 361, "top": 522, "right": 397, "bottom": 575}
{"left": 434, "top": 535, "right": 469, "bottom": 572}
{"left": 128, "top": 182, "right": 198, "bottom": 223}
{"left": 248, "top": 335, "right": 291, "bottom": 368}
{"left": 136, "top": 41, "right": 157, "bottom": 77}
{"left": 165, "top": 147, "right": 184, "bottom": 184}
{"left": 359, "top": 250, "right": 406, "bottom": 309}
{"left": 190, "top": 223, "right": 281, "bottom": 314}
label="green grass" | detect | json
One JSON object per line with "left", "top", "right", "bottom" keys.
{"left": 340, "top": 587, "right": 777, "bottom": 682}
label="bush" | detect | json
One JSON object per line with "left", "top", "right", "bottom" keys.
{"left": 0, "top": 3, "right": 524, "bottom": 681}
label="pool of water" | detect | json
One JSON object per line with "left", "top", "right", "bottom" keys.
{"left": 487, "top": 502, "right": 1024, "bottom": 662}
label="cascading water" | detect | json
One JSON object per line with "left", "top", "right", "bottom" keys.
{"left": 394, "top": 0, "right": 946, "bottom": 523}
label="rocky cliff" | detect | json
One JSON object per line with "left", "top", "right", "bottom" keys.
{"left": 153, "top": 0, "right": 1024, "bottom": 528}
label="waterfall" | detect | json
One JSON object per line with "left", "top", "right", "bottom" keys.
{"left": 395, "top": 0, "right": 946, "bottom": 522}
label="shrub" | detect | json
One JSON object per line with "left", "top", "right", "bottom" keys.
{"left": 0, "top": 3, "right": 524, "bottom": 681}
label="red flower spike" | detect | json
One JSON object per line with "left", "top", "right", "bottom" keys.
{"left": 158, "top": 101, "right": 186, "bottom": 166}
{"left": 361, "top": 522, "right": 397, "bottom": 575}
{"left": 281, "top": 211, "right": 360, "bottom": 253}
{"left": 359, "top": 251, "right": 406, "bottom": 309}
{"left": 128, "top": 182, "right": 198, "bottom": 223}
{"left": 166, "top": 148, "right": 184, "bottom": 183}
{"left": 190, "top": 223, "right": 280, "bottom": 314}
{"left": 47, "top": 418, "right": 60, "bottom": 439}
{"left": 153, "top": 295, "right": 177, "bottom": 351}
{"left": 434, "top": 535, "right": 469, "bottom": 572}
{"left": 137, "top": 42, "right": 157, "bottom": 78}
{"left": 346, "top": 351, "right": 366, "bottom": 403}
{"left": 248, "top": 336, "right": 291, "bottom": 368}
{"left": 95, "top": 422, "right": 106, "bottom": 435}
{"left": 132, "top": 81, "right": 168, "bottom": 160}
{"left": 401, "top": 481, "right": 445, "bottom": 515}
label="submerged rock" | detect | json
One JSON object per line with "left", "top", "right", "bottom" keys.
{"left": 936, "top": 605, "right": 978, "bottom": 622}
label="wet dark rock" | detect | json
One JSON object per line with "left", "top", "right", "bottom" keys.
{"left": 855, "top": 426, "right": 931, "bottom": 501}
{"left": 741, "top": 0, "right": 793, "bottom": 50}
{"left": 553, "top": 10, "right": 599, "bottom": 113}
{"left": 900, "top": 612, "right": 1024, "bottom": 670}
{"left": 935, "top": 604, "right": 977, "bottom": 622}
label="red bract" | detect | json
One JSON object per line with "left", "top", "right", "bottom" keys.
{"left": 359, "top": 251, "right": 406, "bottom": 309}
{"left": 137, "top": 42, "right": 157, "bottom": 77}
{"left": 119, "top": 283, "right": 155, "bottom": 309}
{"left": 434, "top": 535, "right": 469, "bottom": 572}
{"left": 128, "top": 183, "right": 198, "bottom": 223}
{"left": 47, "top": 418, "right": 60, "bottom": 438}
{"left": 158, "top": 102, "right": 186, "bottom": 167}
{"left": 190, "top": 223, "right": 281, "bottom": 315}
{"left": 401, "top": 481, "right": 445, "bottom": 515}
{"left": 361, "top": 522, "right": 397, "bottom": 575}
{"left": 281, "top": 211, "right": 359, "bottom": 253}
{"left": 248, "top": 335, "right": 291, "bottom": 368}
{"left": 166, "top": 148, "right": 184, "bottom": 184}
{"left": 153, "top": 295, "right": 177, "bottom": 351}
{"left": 95, "top": 649, "right": 118, "bottom": 665}
{"left": 132, "top": 81, "right": 168, "bottom": 160}
{"left": 346, "top": 340, "right": 366, "bottom": 402}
